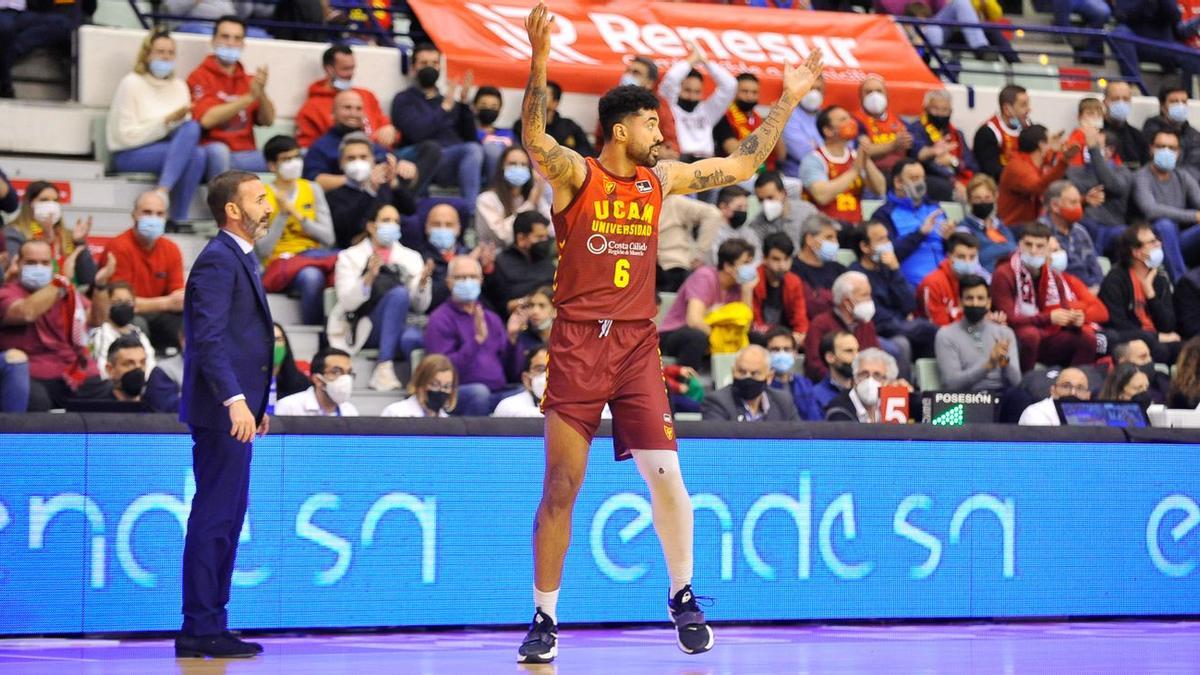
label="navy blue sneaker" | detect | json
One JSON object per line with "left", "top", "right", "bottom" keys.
{"left": 667, "top": 585, "right": 713, "bottom": 655}
{"left": 517, "top": 608, "right": 558, "bottom": 664}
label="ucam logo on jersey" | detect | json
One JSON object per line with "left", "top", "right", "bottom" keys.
{"left": 407, "top": 0, "right": 941, "bottom": 114}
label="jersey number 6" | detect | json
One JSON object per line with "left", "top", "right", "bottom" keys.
{"left": 613, "top": 258, "right": 630, "bottom": 288}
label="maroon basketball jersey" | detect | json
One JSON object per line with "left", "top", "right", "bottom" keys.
{"left": 551, "top": 158, "right": 663, "bottom": 322}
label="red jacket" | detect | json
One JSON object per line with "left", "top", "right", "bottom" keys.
{"left": 752, "top": 266, "right": 809, "bottom": 335}
{"left": 915, "top": 258, "right": 961, "bottom": 327}
{"left": 997, "top": 151, "right": 1068, "bottom": 225}
{"left": 295, "top": 79, "right": 392, "bottom": 148}
{"left": 804, "top": 310, "right": 879, "bottom": 382}
{"left": 187, "top": 55, "right": 259, "bottom": 152}
{"left": 991, "top": 256, "right": 1109, "bottom": 331}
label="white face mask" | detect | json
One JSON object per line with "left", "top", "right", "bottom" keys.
{"left": 800, "top": 90, "right": 824, "bottom": 113}
{"left": 760, "top": 198, "right": 784, "bottom": 222}
{"left": 852, "top": 300, "right": 876, "bottom": 323}
{"left": 863, "top": 91, "right": 888, "bottom": 117}
{"left": 344, "top": 159, "right": 372, "bottom": 183}
{"left": 855, "top": 377, "right": 881, "bottom": 408}
{"left": 531, "top": 372, "right": 547, "bottom": 401}
{"left": 278, "top": 157, "right": 304, "bottom": 181}
{"left": 33, "top": 200, "right": 61, "bottom": 226}
{"left": 321, "top": 374, "right": 354, "bottom": 406}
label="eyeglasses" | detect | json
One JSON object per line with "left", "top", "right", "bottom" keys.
{"left": 855, "top": 372, "right": 886, "bottom": 383}
{"left": 529, "top": 366, "right": 547, "bottom": 375}
{"left": 1054, "top": 383, "right": 1090, "bottom": 395}
{"left": 450, "top": 274, "right": 483, "bottom": 282}
{"left": 323, "top": 367, "right": 355, "bottom": 378}
{"left": 427, "top": 382, "right": 454, "bottom": 393}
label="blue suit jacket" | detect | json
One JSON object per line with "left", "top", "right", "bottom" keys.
{"left": 180, "top": 231, "right": 274, "bottom": 431}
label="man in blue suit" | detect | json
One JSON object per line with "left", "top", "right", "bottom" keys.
{"left": 177, "top": 171, "right": 274, "bottom": 659}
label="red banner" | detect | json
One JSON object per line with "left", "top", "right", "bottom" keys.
{"left": 1181, "top": 0, "right": 1200, "bottom": 49}
{"left": 408, "top": 0, "right": 942, "bottom": 115}
{"left": 9, "top": 179, "right": 71, "bottom": 205}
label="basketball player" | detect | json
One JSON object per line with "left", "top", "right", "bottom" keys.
{"left": 518, "top": 3, "right": 823, "bottom": 664}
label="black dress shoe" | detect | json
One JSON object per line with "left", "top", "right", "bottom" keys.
{"left": 175, "top": 633, "right": 258, "bottom": 658}
{"left": 224, "top": 631, "right": 263, "bottom": 654}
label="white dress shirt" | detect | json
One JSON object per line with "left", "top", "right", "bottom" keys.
{"left": 1018, "top": 397, "right": 1062, "bottom": 426}
{"left": 274, "top": 386, "right": 359, "bottom": 417}
{"left": 381, "top": 395, "right": 449, "bottom": 418}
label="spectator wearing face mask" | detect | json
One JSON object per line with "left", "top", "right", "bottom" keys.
{"left": 1067, "top": 126, "right": 1135, "bottom": 258}
{"left": 714, "top": 72, "right": 787, "bottom": 172}
{"left": 660, "top": 238, "right": 759, "bottom": 370}
{"left": 493, "top": 345, "right": 551, "bottom": 417}
{"left": 657, "top": 195, "right": 723, "bottom": 293}
{"left": 103, "top": 190, "right": 185, "bottom": 353}
{"left": 813, "top": 330, "right": 858, "bottom": 411}
{"left": 3, "top": 181, "right": 97, "bottom": 288}
{"left": 89, "top": 282, "right": 156, "bottom": 380}
{"left": 792, "top": 213, "right": 846, "bottom": 319}
{"left": 486, "top": 211, "right": 556, "bottom": 318}
{"left": 871, "top": 158, "right": 951, "bottom": 287}
{"left": 1065, "top": 98, "right": 1107, "bottom": 167}
{"left": 1101, "top": 81, "right": 1149, "bottom": 167}
{"left": 425, "top": 255, "right": 516, "bottom": 415}
{"left": 274, "top": 348, "right": 359, "bottom": 417}
{"left": 1038, "top": 180, "right": 1104, "bottom": 290}
{"left": 475, "top": 145, "right": 551, "bottom": 248}
{"left": 1099, "top": 223, "right": 1181, "bottom": 364}
{"left": 824, "top": 348, "right": 911, "bottom": 422}
{"left": 0, "top": 240, "right": 114, "bottom": 411}
{"left": 295, "top": 44, "right": 398, "bottom": 149}
{"left": 326, "top": 133, "right": 417, "bottom": 248}
{"left": 934, "top": 274, "right": 1022, "bottom": 393}
{"left": 764, "top": 328, "right": 822, "bottom": 421}
{"left": 710, "top": 186, "right": 758, "bottom": 265}
{"left": 908, "top": 89, "right": 978, "bottom": 203}
{"left": 88, "top": 335, "right": 178, "bottom": 412}
{"left": 1110, "top": 338, "right": 1170, "bottom": 403}
{"left": 752, "top": 233, "right": 808, "bottom": 344}
{"left": 850, "top": 220, "right": 938, "bottom": 364}
{"left": 418, "top": 203, "right": 490, "bottom": 311}
{"left": 917, "top": 232, "right": 986, "bottom": 326}
{"left": 955, "top": 175, "right": 1015, "bottom": 274}
{"left": 327, "top": 204, "right": 432, "bottom": 392}
{"left": 852, "top": 75, "right": 913, "bottom": 178}
{"left": 257, "top": 135, "right": 336, "bottom": 327}
{"left": 802, "top": 105, "right": 886, "bottom": 224}
{"left": 473, "top": 86, "right": 517, "bottom": 184}
{"left": 701, "top": 344, "right": 799, "bottom": 422}
{"left": 1141, "top": 85, "right": 1200, "bottom": 182}
{"left": 782, "top": 74, "right": 825, "bottom": 177}
{"left": 991, "top": 223, "right": 1103, "bottom": 372}
{"left": 382, "top": 353, "right": 458, "bottom": 417}
{"left": 107, "top": 30, "right": 206, "bottom": 226}
{"left": 658, "top": 42, "right": 737, "bottom": 162}
{"left": 804, "top": 271, "right": 882, "bottom": 382}
{"left": 973, "top": 85, "right": 1031, "bottom": 181}
{"left": 506, "top": 286, "right": 556, "bottom": 379}
{"left": 305, "top": 90, "right": 413, "bottom": 193}
{"left": 747, "top": 171, "right": 815, "bottom": 254}
{"left": 998, "top": 124, "right": 1080, "bottom": 226}
{"left": 1100, "top": 362, "right": 1154, "bottom": 411}
{"left": 1133, "top": 129, "right": 1200, "bottom": 282}
{"left": 1018, "top": 366, "right": 1091, "bottom": 425}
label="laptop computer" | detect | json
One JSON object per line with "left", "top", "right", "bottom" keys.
{"left": 1054, "top": 400, "right": 1149, "bottom": 428}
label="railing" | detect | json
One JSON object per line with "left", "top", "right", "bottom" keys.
{"left": 894, "top": 15, "right": 1200, "bottom": 95}
{"left": 125, "top": 0, "right": 408, "bottom": 48}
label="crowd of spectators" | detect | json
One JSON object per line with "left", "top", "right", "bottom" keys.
{"left": 2, "top": 19, "right": 1200, "bottom": 425}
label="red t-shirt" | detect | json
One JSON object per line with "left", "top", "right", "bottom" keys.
{"left": 188, "top": 55, "right": 259, "bottom": 152}
{"left": 551, "top": 158, "right": 663, "bottom": 322}
{"left": 0, "top": 282, "right": 82, "bottom": 380}
{"left": 295, "top": 79, "right": 392, "bottom": 148}
{"left": 104, "top": 228, "right": 185, "bottom": 300}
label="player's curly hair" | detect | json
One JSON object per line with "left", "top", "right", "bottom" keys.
{"left": 598, "top": 85, "right": 660, "bottom": 141}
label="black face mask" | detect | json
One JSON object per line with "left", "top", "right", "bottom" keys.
{"left": 735, "top": 99, "right": 758, "bottom": 113}
{"left": 834, "top": 362, "right": 854, "bottom": 379}
{"left": 732, "top": 376, "right": 767, "bottom": 403}
{"left": 109, "top": 302, "right": 135, "bottom": 327}
{"left": 1131, "top": 391, "right": 1153, "bottom": 411}
{"left": 1137, "top": 363, "right": 1158, "bottom": 382}
{"left": 332, "top": 122, "right": 358, "bottom": 137}
{"left": 729, "top": 210, "right": 747, "bottom": 229}
{"left": 1057, "top": 395, "right": 1083, "bottom": 404}
{"left": 971, "top": 202, "right": 995, "bottom": 220}
{"left": 477, "top": 109, "right": 499, "bottom": 126}
{"left": 424, "top": 389, "right": 450, "bottom": 413}
{"left": 677, "top": 98, "right": 699, "bottom": 113}
{"left": 530, "top": 239, "right": 553, "bottom": 261}
{"left": 963, "top": 305, "right": 988, "bottom": 324}
{"left": 927, "top": 114, "right": 951, "bottom": 130}
{"left": 119, "top": 368, "right": 146, "bottom": 398}
{"left": 416, "top": 66, "right": 439, "bottom": 89}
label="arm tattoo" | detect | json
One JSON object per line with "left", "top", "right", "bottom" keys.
{"left": 687, "top": 167, "right": 736, "bottom": 191}
{"left": 521, "top": 61, "right": 581, "bottom": 187}
{"left": 733, "top": 92, "right": 796, "bottom": 168}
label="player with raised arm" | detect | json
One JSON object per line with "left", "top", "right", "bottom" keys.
{"left": 517, "top": 2, "right": 823, "bottom": 664}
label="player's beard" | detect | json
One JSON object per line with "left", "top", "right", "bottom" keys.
{"left": 630, "top": 141, "right": 661, "bottom": 168}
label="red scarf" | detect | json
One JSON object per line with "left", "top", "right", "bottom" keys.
{"left": 1008, "top": 251, "right": 1075, "bottom": 318}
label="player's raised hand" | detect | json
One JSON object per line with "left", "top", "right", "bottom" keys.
{"left": 782, "top": 49, "right": 824, "bottom": 102}
{"left": 525, "top": 2, "right": 553, "bottom": 64}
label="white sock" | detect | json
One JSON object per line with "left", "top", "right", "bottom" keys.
{"left": 534, "top": 585, "right": 559, "bottom": 624}
{"left": 632, "top": 449, "right": 693, "bottom": 598}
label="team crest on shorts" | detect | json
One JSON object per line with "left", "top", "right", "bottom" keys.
{"left": 664, "top": 425, "right": 675, "bottom": 441}
{"left": 635, "top": 179, "right": 653, "bottom": 193}
{"left": 603, "top": 177, "right": 616, "bottom": 195}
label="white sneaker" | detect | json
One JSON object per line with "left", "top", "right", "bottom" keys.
{"left": 369, "top": 360, "right": 401, "bottom": 391}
